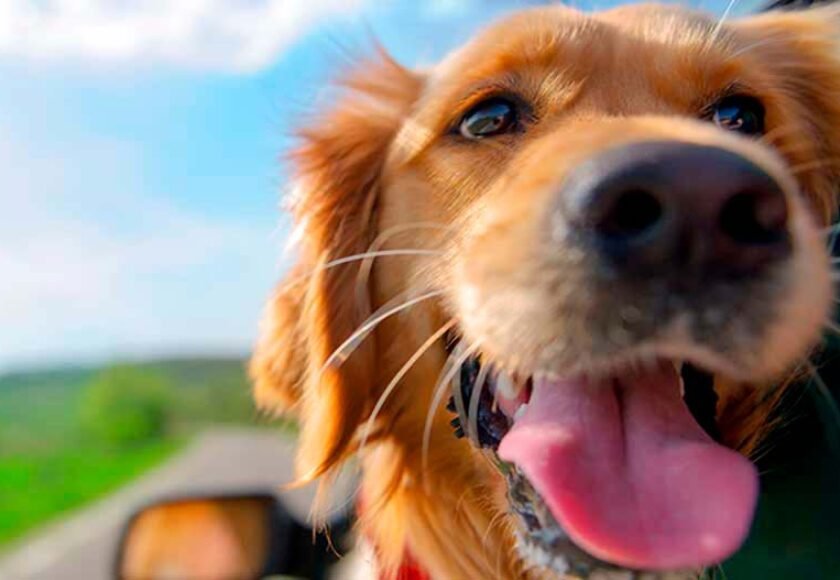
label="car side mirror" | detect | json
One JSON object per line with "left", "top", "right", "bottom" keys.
{"left": 115, "top": 493, "right": 347, "bottom": 580}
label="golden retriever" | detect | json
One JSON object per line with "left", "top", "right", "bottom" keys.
{"left": 251, "top": 3, "right": 840, "bottom": 577}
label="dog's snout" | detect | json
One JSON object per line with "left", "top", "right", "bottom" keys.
{"left": 562, "top": 142, "right": 791, "bottom": 278}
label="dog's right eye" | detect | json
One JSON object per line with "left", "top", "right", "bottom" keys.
{"left": 458, "top": 98, "right": 518, "bottom": 139}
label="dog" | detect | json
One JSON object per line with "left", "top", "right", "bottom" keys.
{"left": 251, "top": 3, "right": 840, "bottom": 577}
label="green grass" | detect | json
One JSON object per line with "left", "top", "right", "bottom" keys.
{"left": 0, "top": 357, "right": 262, "bottom": 548}
{"left": 0, "top": 370, "right": 89, "bottom": 453}
{"left": 0, "top": 439, "right": 181, "bottom": 546}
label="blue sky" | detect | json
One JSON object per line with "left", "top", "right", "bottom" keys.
{"left": 0, "top": 0, "right": 753, "bottom": 372}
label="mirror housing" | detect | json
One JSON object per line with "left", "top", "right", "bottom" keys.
{"left": 115, "top": 493, "right": 349, "bottom": 580}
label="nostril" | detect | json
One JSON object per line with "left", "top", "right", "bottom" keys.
{"left": 559, "top": 142, "right": 793, "bottom": 278}
{"left": 718, "top": 190, "right": 788, "bottom": 246}
{"left": 595, "top": 189, "right": 664, "bottom": 240}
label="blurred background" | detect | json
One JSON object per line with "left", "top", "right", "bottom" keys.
{"left": 1, "top": 1, "right": 834, "bottom": 579}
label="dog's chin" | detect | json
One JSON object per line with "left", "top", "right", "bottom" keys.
{"left": 445, "top": 335, "right": 759, "bottom": 579}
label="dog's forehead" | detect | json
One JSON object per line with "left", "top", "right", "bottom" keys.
{"left": 428, "top": 4, "right": 718, "bottom": 85}
{"left": 428, "top": 5, "right": 591, "bottom": 82}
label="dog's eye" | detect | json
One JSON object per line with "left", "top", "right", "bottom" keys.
{"left": 459, "top": 98, "right": 518, "bottom": 139}
{"left": 711, "top": 95, "right": 765, "bottom": 136}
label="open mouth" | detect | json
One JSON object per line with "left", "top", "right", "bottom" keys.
{"left": 445, "top": 333, "right": 759, "bottom": 577}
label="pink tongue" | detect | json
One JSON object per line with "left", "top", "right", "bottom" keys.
{"left": 498, "top": 364, "right": 758, "bottom": 570}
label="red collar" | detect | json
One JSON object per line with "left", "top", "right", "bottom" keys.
{"left": 390, "top": 552, "right": 429, "bottom": 580}
{"left": 357, "top": 497, "right": 430, "bottom": 580}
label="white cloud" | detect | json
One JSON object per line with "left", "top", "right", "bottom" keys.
{"left": 0, "top": 0, "right": 365, "bottom": 73}
{"left": 0, "top": 134, "right": 289, "bottom": 372}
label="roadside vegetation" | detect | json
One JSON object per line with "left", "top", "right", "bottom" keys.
{"left": 0, "top": 357, "right": 262, "bottom": 547}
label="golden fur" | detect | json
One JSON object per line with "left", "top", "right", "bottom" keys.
{"left": 251, "top": 5, "right": 840, "bottom": 578}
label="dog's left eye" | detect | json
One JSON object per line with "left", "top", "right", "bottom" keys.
{"left": 711, "top": 95, "right": 765, "bottom": 136}
{"left": 459, "top": 98, "right": 518, "bottom": 139}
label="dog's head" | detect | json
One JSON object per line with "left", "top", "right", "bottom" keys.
{"left": 252, "top": 4, "right": 840, "bottom": 577}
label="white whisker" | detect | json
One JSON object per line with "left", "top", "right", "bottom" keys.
{"left": 451, "top": 351, "right": 469, "bottom": 436}
{"left": 789, "top": 158, "right": 840, "bottom": 176}
{"left": 422, "top": 343, "right": 480, "bottom": 479}
{"left": 320, "top": 289, "right": 444, "bottom": 374}
{"left": 761, "top": 123, "right": 809, "bottom": 148}
{"left": 729, "top": 37, "right": 778, "bottom": 59}
{"left": 358, "top": 320, "right": 456, "bottom": 456}
{"left": 356, "top": 222, "right": 451, "bottom": 310}
{"left": 284, "top": 249, "right": 444, "bottom": 291}
{"left": 824, "top": 319, "right": 840, "bottom": 336}
{"left": 804, "top": 361, "right": 840, "bottom": 449}
{"left": 468, "top": 361, "right": 492, "bottom": 443}
{"left": 711, "top": 0, "right": 739, "bottom": 42}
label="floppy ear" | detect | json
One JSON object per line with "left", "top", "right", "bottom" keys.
{"left": 735, "top": 6, "right": 840, "bottom": 223}
{"left": 251, "top": 267, "right": 309, "bottom": 415}
{"left": 250, "top": 53, "right": 423, "bottom": 481}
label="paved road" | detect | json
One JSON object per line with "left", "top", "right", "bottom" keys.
{"left": 0, "top": 428, "right": 340, "bottom": 580}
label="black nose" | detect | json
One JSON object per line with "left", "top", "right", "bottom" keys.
{"left": 561, "top": 142, "right": 790, "bottom": 279}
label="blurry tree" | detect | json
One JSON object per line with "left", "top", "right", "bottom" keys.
{"left": 79, "top": 365, "right": 171, "bottom": 447}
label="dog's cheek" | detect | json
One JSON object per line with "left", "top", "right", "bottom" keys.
{"left": 755, "top": 193, "right": 832, "bottom": 379}
{"left": 453, "top": 195, "right": 582, "bottom": 372}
